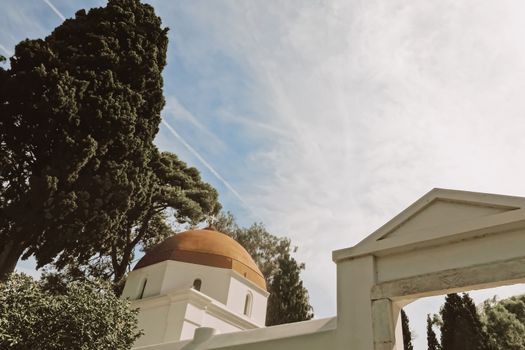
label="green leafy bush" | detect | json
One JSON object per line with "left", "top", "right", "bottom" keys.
{"left": 0, "top": 274, "right": 142, "bottom": 350}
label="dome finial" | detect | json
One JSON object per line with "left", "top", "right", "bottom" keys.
{"left": 205, "top": 215, "right": 217, "bottom": 231}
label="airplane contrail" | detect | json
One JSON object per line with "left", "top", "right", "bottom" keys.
{"left": 42, "top": 0, "right": 66, "bottom": 21}
{"left": 0, "top": 44, "right": 13, "bottom": 57}
{"left": 161, "top": 119, "right": 253, "bottom": 212}
{"left": 38, "top": 0, "right": 260, "bottom": 221}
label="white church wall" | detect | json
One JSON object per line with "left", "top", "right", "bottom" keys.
{"left": 204, "top": 318, "right": 337, "bottom": 350}
{"left": 133, "top": 303, "right": 171, "bottom": 347}
{"left": 201, "top": 313, "right": 245, "bottom": 333}
{"left": 161, "top": 261, "right": 232, "bottom": 304}
{"left": 184, "top": 302, "right": 205, "bottom": 324}
{"left": 179, "top": 302, "right": 205, "bottom": 340}
{"left": 123, "top": 261, "right": 245, "bottom": 304}
{"left": 182, "top": 289, "right": 260, "bottom": 333}
{"left": 180, "top": 321, "right": 200, "bottom": 341}
{"left": 131, "top": 287, "right": 263, "bottom": 348}
{"left": 226, "top": 274, "right": 267, "bottom": 326}
{"left": 122, "top": 262, "right": 168, "bottom": 299}
{"left": 162, "top": 301, "right": 189, "bottom": 343}
{"left": 132, "top": 317, "right": 337, "bottom": 350}
{"left": 179, "top": 290, "right": 263, "bottom": 340}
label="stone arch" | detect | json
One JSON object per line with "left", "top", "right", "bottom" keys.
{"left": 333, "top": 189, "right": 525, "bottom": 350}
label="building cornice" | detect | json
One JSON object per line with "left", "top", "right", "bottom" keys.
{"left": 131, "top": 288, "right": 261, "bottom": 329}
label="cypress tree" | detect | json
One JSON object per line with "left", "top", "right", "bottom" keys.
{"left": 0, "top": 0, "right": 169, "bottom": 278}
{"left": 427, "top": 314, "right": 441, "bottom": 350}
{"left": 440, "top": 293, "right": 488, "bottom": 350}
{"left": 215, "top": 212, "right": 314, "bottom": 326}
{"left": 265, "top": 252, "right": 314, "bottom": 325}
{"left": 462, "top": 293, "right": 490, "bottom": 348}
{"left": 401, "top": 309, "right": 414, "bottom": 350}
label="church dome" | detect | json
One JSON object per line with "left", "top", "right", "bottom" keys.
{"left": 134, "top": 228, "right": 266, "bottom": 290}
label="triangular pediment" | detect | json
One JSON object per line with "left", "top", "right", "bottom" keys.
{"left": 333, "top": 188, "right": 525, "bottom": 261}
{"left": 378, "top": 198, "right": 511, "bottom": 241}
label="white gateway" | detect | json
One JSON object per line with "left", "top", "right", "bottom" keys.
{"left": 123, "top": 189, "right": 525, "bottom": 350}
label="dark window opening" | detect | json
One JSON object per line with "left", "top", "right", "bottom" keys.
{"left": 193, "top": 278, "right": 202, "bottom": 291}
{"left": 244, "top": 292, "right": 253, "bottom": 316}
{"left": 138, "top": 278, "right": 147, "bottom": 299}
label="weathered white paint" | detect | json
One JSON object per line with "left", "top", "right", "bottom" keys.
{"left": 124, "top": 260, "right": 269, "bottom": 347}
{"left": 332, "top": 188, "right": 525, "bottom": 350}
{"left": 129, "top": 189, "right": 525, "bottom": 350}
{"left": 226, "top": 273, "right": 267, "bottom": 323}
{"left": 132, "top": 317, "right": 338, "bottom": 350}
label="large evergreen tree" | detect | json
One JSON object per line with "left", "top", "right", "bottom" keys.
{"left": 0, "top": 0, "right": 173, "bottom": 278}
{"left": 48, "top": 151, "right": 220, "bottom": 293}
{"left": 266, "top": 252, "right": 314, "bottom": 325}
{"left": 440, "top": 293, "right": 488, "bottom": 350}
{"left": 214, "top": 212, "right": 314, "bottom": 325}
{"left": 401, "top": 309, "right": 414, "bottom": 350}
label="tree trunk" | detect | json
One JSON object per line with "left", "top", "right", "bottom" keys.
{"left": 112, "top": 244, "right": 133, "bottom": 296}
{"left": 0, "top": 240, "right": 25, "bottom": 281}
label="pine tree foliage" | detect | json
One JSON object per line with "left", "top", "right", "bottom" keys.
{"left": 440, "top": 293, "right": 488, "bottom": 350}
{"left": 266, "top": 252, "right": 314, "bottom": 325}
{"left": 401, "top": 309, "right": 414, "bottom": 350}
{"left": 427, "top": 314, "right": 441, "bottom": 350}
{"left": 46, "top": 151, "right": 220, "bottom": 293}
{"left": 0, "top": 0, "right": 220, "bottom": 283}
{"left": 0, "top": 0, "right": 167, "bottom": 277}
{"left": 214, "top": 212, "right": 314, "bottom": 326}
{"left": 481, "top": 295, "right": 525, "bottom": 350}
{"left": 0, "top": 274, "right": 141, "bottom": 350}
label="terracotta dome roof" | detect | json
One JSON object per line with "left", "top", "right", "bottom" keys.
{"left": 134, "top": 228, "right": 266, "bottom": 290}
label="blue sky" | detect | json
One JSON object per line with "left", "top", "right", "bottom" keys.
{"left": 4, "top": 1, "right": 525, "bottom": 348}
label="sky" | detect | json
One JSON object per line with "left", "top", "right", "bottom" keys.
{"left": 3, "top": 1, "right": 525, "bottom": 348}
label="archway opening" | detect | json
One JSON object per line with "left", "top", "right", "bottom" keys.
{"left": 401, "top": 283, "right": 525, "bottom": 349}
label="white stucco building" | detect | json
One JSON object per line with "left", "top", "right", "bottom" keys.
{"left": 122, "top": 228, "right": 268, "bottom": 347}
{"left": 125, "top": 188, "right": 525, "bottom": 350}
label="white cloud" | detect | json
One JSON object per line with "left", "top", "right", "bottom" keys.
{"left": 161, "top": 119, "right": 255, "bottom": 217}
{"left": 164, "top": 0, "right": 525, "bottom": 327}
{"left": 218, "top": 109, "right": 288, "bottom": 138}
{"left": 0, "top": 1, "right": 48, "bottom": 48}
{"left": 0, "top": 44, "right": 13, "bottom": 57}
{"left": 9, "top": 0, "right": 525, "bottom": 347}
{"left": 163, "top": 96, "right": 226, "bottom": 152}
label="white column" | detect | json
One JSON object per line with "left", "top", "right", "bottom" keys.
{"left": 372, "top": 298, "right": 402, "bottom": 350}
{"left": 335, "top": 255, "right": 376, "bottom": 350}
